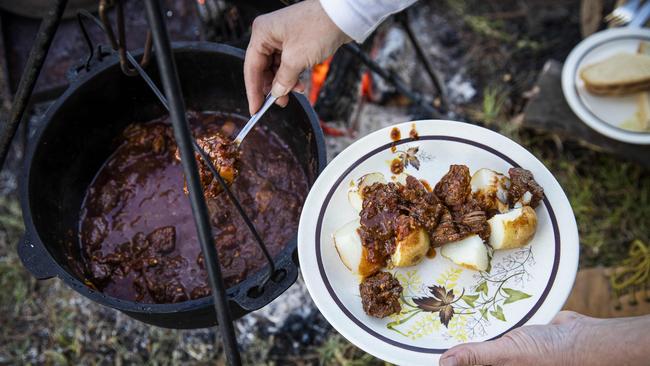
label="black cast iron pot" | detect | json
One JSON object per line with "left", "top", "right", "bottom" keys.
{"left": 18, "top": 42, "right": 326, "bottom": 329}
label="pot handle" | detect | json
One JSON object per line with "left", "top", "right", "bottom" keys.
{"left": 231, "top": 254, "right": 299, "bottom": 312}
{"left": 18, "top": 231, "right": 58, "bottom": 280}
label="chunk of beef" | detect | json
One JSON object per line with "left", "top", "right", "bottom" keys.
{"left": 84, "top": 216, "right": 108, "bottom": 249}
{"left": 430, "top": 198, "right": 490, "bottom": 245}
{"left": 122, "top": 123, "right": 174, "bottom": 154}
{"left": 175, "top": 132, "right": 240, "bottom": 199}
{"left": 133, "top": 276, "right": 147, "bottom": 302}
{"left": 399, "top": 176, "right": 445, "bottom": 232}
{"left": 90, "top": 262, "right": 112, "bottom": 284}
{"left": 431, "top": 208, "right": 462, "bottom": 246}
{"left": 131, "top": 232, "right": 149, "bottom": 254}
{"left": 358, "top": 183, "right": 402, "bottom": 265}
{"left": 164, "top": 280, "right": 189, "bottom": 303}
{"left": 359, "top": 271, "right": 403, "bottom": 318}
{"left": 147, "top": 226, "right": 176, "bottom": 254}
{"left": 394, "top": 214, "right": 418, "bottom": 242}
{"left": 190, "top": 285, "right": 211, "bottom": 299}
{"left": 451, "top": 197, "right": 490, "bottom": 241}
{"left": 508, "top": 167, "right": 544, "bottom": 208}
{"left": 434, "top": 165, "right": 471, "bottom": 206}
{"left": 142, "top": 258, "right": 188, "bottom": 303}
{"left": 359, "top": 176, "right": 447, "bottom": 260}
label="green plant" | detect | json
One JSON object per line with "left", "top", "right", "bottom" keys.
{"left": 481, "top": 87, "right": 506, "bottom": 123}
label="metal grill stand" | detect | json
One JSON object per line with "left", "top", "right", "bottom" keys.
{"left": 0, "top": 0, "right": 68, "bottom": 168}
{"left": 3, "top": 0, "right": 252, "bottom": 364}
{"left": 143, "top": 1, "right": 241, "bottom": 365}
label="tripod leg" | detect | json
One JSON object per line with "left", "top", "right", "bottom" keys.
{"left": 397, "top": 11, "right": 449, "bottom": 111}
{"left": 0, "top": 0, "right": 68, "bottom": 169}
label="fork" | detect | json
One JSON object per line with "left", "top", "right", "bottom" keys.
{"left": 605, "top": 0, "right": 642, "bottom": 27}
{"left": 629, "top": 1, "right": 650, "bottom": 27}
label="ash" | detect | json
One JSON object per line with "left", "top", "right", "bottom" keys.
{"left": 368, "top": 5, "right": 476, "bottom": 108}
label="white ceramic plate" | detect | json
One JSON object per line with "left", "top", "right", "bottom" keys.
{"left": 298, "top": 120, "right": 579, "bottom": 366}
{"left": 562, "top": 27, "right": 650, "bottom": 144}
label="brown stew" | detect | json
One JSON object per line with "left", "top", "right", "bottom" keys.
{"left": 78, "top": 111, "right": 308, "bottom": 303}
{"left": 357, "top": 165, "right": 544, "bottom": 318}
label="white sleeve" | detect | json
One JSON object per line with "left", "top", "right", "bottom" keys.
{"left": 320, "top": 0, "right": 417, "bottom": 43}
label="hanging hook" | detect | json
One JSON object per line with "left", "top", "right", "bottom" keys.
{"left": 98, "top": 0, "right": 153, "bottom": 76}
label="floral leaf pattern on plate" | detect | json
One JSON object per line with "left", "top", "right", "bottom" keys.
{"left": 388, "top": 247, "right": 535, "bottom": 340}
{"left": 412, "top": 285, "right": 457, "bottom": 327}
{"left": 503, "top": 288, "right": 533, "bottom": 304}
{"left": 392, "top": 146, "right": 427, "bottom": 171}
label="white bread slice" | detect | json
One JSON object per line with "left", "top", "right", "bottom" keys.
{"left": 620, "top": 42, "right": 650, "bottom": 132}
{"left": 580, "top": 53, "right": 650, "bottom": 93}
{"left": 585, "top": 81, "right": 650, "bottom": 95}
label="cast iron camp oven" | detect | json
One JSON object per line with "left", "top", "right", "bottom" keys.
{"left": 18, "top": 42, "right": 326, "bottom": 329}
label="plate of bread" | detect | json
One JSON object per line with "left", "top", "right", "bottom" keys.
{"left": 298, "top": 120, "right": 579, "bottom": 365}
{"left": 562, "top": 27, "right": 650, "bottom": 144}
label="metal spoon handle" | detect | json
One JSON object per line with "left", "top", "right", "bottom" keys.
{"left": 235, "top": 93, "right": 277, "bottom": 145}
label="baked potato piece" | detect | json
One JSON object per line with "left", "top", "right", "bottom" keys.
{"left": 391, "top": 226, "right": 430, "bottom": 267}
{"left": 348, "top": 173, "right": 387, "bottom": 212}
{"left": 488, "top": 206, "right": 538, "bottom": 250}
{"left": 333, "top": 219, "right": 381, "bottom": 277}
{"left": 440, "top": 234, "right": 489, "bottom": 271}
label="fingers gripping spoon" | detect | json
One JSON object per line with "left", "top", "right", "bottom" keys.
{"left": 235, "top": 93, "right": 278, "bottom": 145}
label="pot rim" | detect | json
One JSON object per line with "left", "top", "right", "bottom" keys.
{"left": 20, "top": 41, "right": 326, "bottom": 314}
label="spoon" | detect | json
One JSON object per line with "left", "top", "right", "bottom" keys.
{"left": 234, "top": 93, "right": 278, "bottom": 145}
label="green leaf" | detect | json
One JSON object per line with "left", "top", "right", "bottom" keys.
{"left": 461, "top": 294, "right": 479, "bottom": 307}
{"left": 485, "top": 247, "right": 493, "bottom": 272}
{"left": 479, "top": 308, "right": 489, "bottom": 320}
{"left": 490, "top": 305, "right": 506, "bottom": 321}
{"left": 386, "top": 309, "right": 422, "bottom": 330}
{"left": 476, "top": 281, "right": 488, "bottom": 296}
{"left": 503, "top": 288, "right": 532, "bottom": 304}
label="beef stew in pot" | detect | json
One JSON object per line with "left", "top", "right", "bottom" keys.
{"left": 78, "top": 111, "right": 309, "bottom": 303}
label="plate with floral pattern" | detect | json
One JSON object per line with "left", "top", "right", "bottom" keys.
{"left": 298, "top": 120, "right": 579, "bottom": 366}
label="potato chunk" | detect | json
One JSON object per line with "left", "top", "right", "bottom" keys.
{"left": 441, "top": 235, "right": 489, "bottom": 271}
{"left": 391, "top": 227, "right": 430, "bottom": 267}
{"left": 333, "top": 219, "right": 381, "bottom": 277}
{"left": 488, "top": 206, "right": 538, "bottom": 250}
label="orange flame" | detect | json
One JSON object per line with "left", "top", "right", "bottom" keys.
{"left": 309, "top": 56, "right": 332, "bottom": 104}
{"left": 360, "top": 71, "right": 372, "bottom": 99}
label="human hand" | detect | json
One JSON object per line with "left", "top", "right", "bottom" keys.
{"left": 440, "top": 311, "right": 650, "bottom": 366}
{"left": 244, "top": 0, "right": 352, "bottom": 115}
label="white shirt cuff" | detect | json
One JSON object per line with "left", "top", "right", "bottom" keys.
{"left": 320, "top": 0, "right": 376, "bottom": 43}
